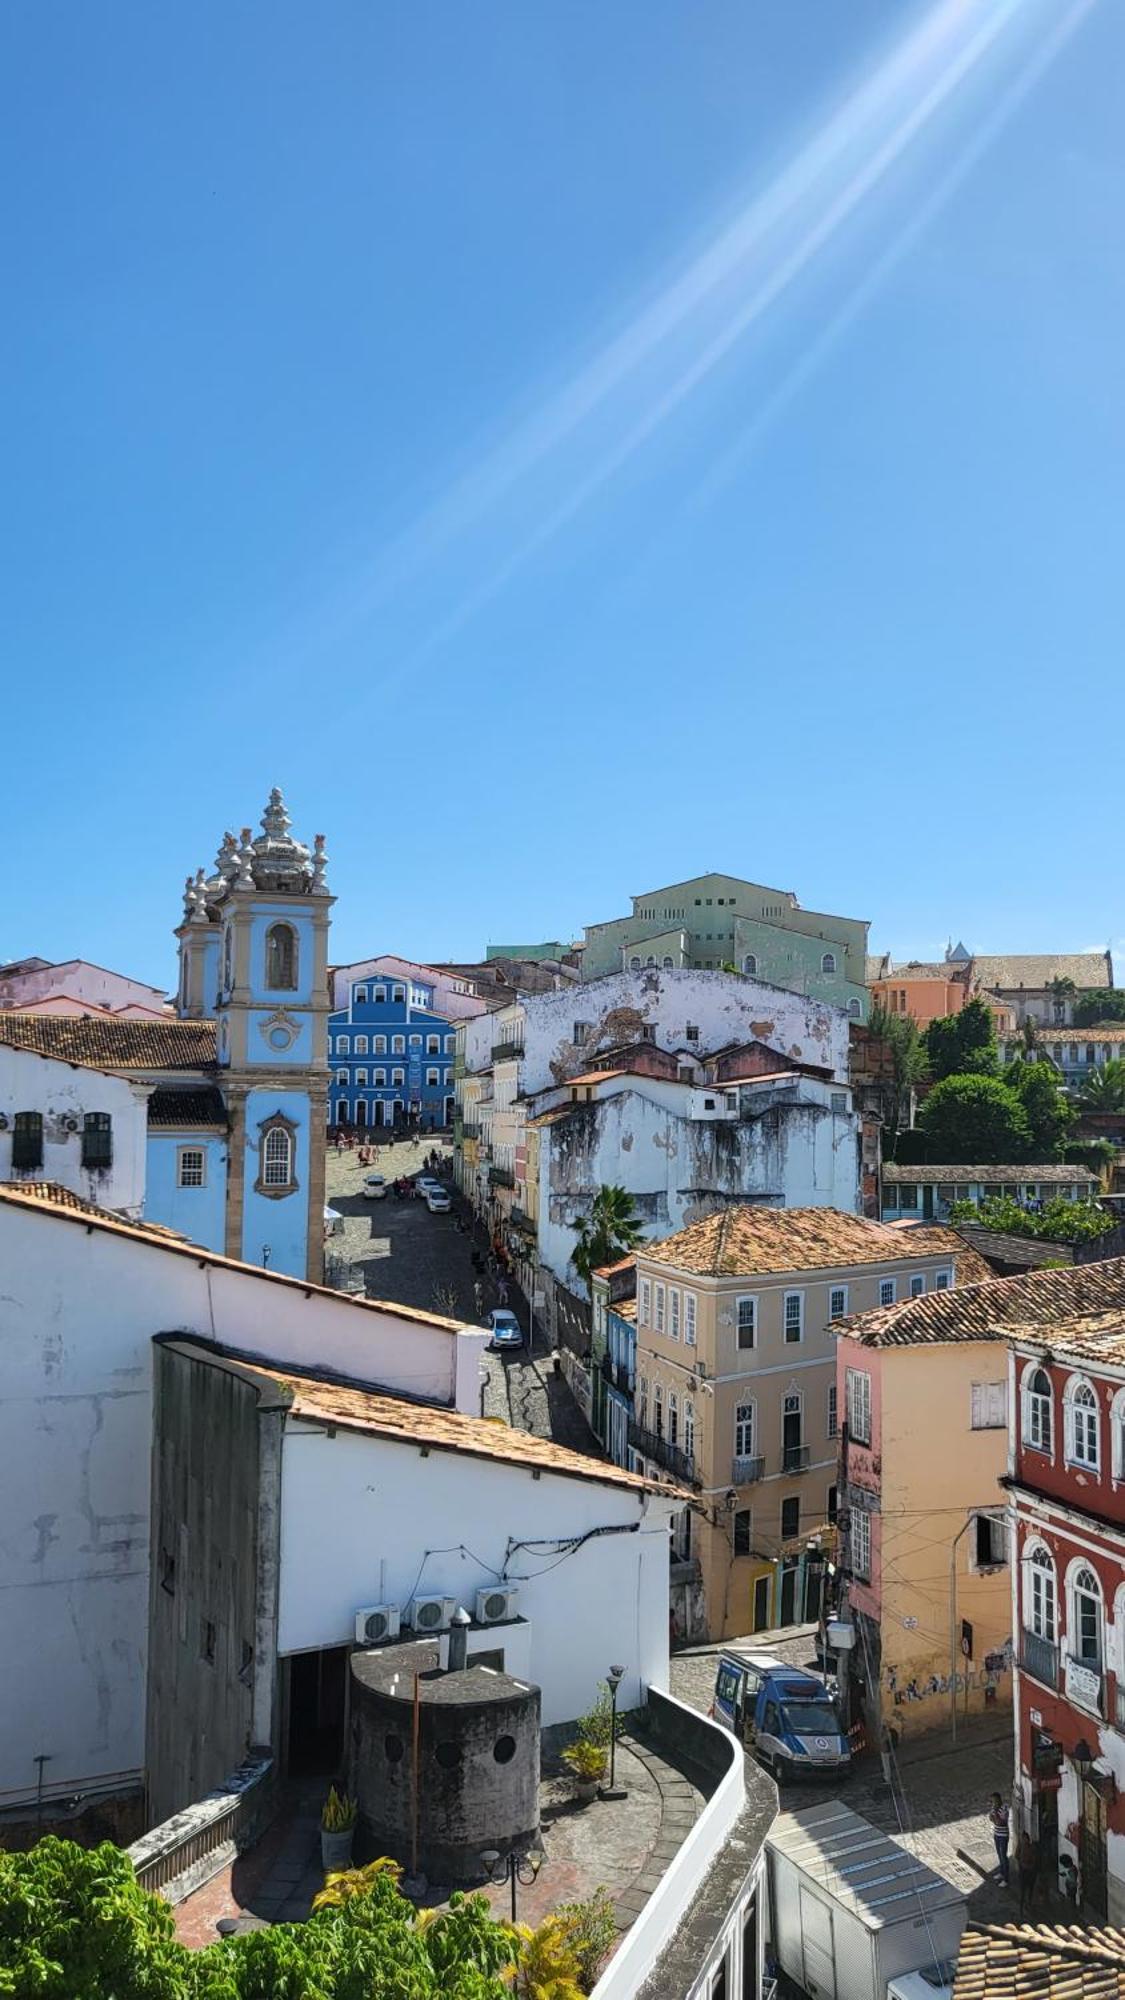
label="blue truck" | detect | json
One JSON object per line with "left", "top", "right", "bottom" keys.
{"left": 712, "top": 1647, "right": 851, "bottom": 1782}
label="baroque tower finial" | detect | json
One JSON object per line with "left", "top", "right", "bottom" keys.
{"left": 311, "top": 833, "right": 329, "bottom": 893}
{"left": 234, "top": 827, "right": 255, "bottom": 891}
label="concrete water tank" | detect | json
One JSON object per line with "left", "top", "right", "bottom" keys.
{"left": 348, "top": 1638, "right": 540, "bottom": 1883}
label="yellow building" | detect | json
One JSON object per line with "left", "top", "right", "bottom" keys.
{"left": 632, "top": 1209, "right": 989, "bottom": 1641}
{"left": 836, "top": 1267, "right": 1018, "bottom": 1743}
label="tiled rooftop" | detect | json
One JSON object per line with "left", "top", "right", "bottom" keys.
{"left": 996, "top": 1307, "right": 1125, "bottom": 1366}
{"left": 881, "top": 1223, "right": 993, "bottom": 1286}
{"left": 971, "top": 951, "right": 1111, "bottom": 991}
{"left": 637, "top": 1206, "right": 957, "bottom": 1278}
{"left": 0, "top": 1011, "right": 216, "bottom": 1071}
{"left": 954, "top": 1922, "right": 1125, "bottom": 1998}
{"left": 1029, "top": 1027, "right": 1125, "bottom": 1043}
{"left": 195, "top": 1345, "right": 655, "bottom": 1494}
{"left": 840, "top": 1254, "right": 1125, "bottom": 1348}
{"left": 147, "top": 1087, "right": 228, "bottom": 1128}
{"left": 883, "top": 1163, "right": 1091, "bottom": 1184}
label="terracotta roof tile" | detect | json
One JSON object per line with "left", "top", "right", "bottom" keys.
{"left": 0, "top": 1012, "right": 216, "bottom": 1071}
{"left": 205, "top": 1350, "right": 655, "bottom": 1494}
{"left": 840, "top": 1254, "right": 1125, "bottom": 1348}
{"left": 1032, "top": 1027, "right": 1125, "bottom": 1043}
{"left": 147, "top": 1087, "right": 228, "bottom": 1128}
{"left": 996, "top": 1307, "right": 1125, "bottom": 1367}
{"left": 971, "top": 952, "right": 1112, "bottom": 991}
{"left": 954, "top": 1921, "right": 1125, "bottom": 1998}
{"left": 636, "top": 1206, "right": 953, "bottom": 1278}
{"left": 880, "top": 1223, "right": 994, "bottom": 1287}
{"left": 5, "top": 1181, "right": 189, "bottom": 1237}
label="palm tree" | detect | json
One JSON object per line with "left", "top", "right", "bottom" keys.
{"left": 1047, "top": 975, "right": 1077, "bottom": 1025}
{"left": 1079, "top": 1060, "right": 1125, "bottom": 1114}
{"left": 572, "top": 1185, "right": 645, "bottom": 1287}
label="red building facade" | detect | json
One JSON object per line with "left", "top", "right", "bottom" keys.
{"left": 1006, "top": 1313, "right": 1125, "bottom": 1922}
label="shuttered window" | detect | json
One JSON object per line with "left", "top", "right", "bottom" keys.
{"left": 12, "top": 1112, "right": 43, "bottom": 1171}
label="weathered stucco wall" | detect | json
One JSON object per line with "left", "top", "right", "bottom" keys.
{"left": 520, "top": 969, "right": 848, "bottom": 1097}
{"left": 538, "top": 1081, "right": 860, "bottom": 1286}
{"left": 0, "top": 1044, "right": 149, "bottom": 1215}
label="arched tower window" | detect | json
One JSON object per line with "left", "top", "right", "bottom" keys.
{"left": 266, "top": 923, "right": 298, "bottom": 991}
{"left": 255, "top": 1113, "right": 298, "bottom": 1197}
{"left": 222, "top": 925, "right": 234, "bottom": 993}
{"left": 821, "top": 952, "right": 837, "bottom": 975}
{"left": 743, "top": 954, "right": 757, "bottom": 975}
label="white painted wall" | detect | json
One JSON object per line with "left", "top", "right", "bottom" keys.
{"left": 0, "top": 1045, "right": 149, "bottom": 1216}
{"left": 0, "top": 1199, "right": 488, "bottom": 1807}
{"left": 512, "top": 969, "right": 849, "bottom": 1094}
{"left": 331, "top": 956, "right": 488, "bottom": 1019}
{"left": 276, "top": 1422, "right": 675, "bottom": 1725}
{"left": 536, "top": 1077, "right": 860, "bottom": 1286}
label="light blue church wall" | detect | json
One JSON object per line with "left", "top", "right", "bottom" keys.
{"left": 239, "top": 1087, "right": 312, "bottom": 1277}
{"left": 145, "top": 1133, "right": 228, "bottom": 1251}
{"left": 243, "top": 1010, "right": 314, "bottom": 1068}
{"left": 246, "top": 908, "right": 316, "bottom": 1007}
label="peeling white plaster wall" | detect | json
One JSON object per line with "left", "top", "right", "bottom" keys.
{"left": 0, "top": 1045, "right": 149, "bottom": 1216}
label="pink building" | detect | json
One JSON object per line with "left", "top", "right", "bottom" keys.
{"left": 0, "top": 957, "right": 169, "bottom": 1019}
{"left": 329, "top": 953, "right": 488, "bottom": 1020}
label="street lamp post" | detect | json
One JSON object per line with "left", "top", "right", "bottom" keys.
{"left": 480, "top": 1844, "right": 544, "bottom": 1924}
{"left": 600, "top": 1665, "right": 627, "bottom": 1801}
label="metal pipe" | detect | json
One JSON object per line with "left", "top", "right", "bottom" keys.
{"left": 950, "top": 1516, "right": 974, "bottom": 1746}
{"left": 411, "top": 1673, "right": 421, "bottom": 1879}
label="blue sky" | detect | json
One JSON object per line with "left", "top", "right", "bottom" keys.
{"left": 2, "top": 0, "right": 1121, "bottom": 990}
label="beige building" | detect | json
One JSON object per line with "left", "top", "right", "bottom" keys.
{"left": 631, "top": 1208, "right": 989, "bottom": 1641}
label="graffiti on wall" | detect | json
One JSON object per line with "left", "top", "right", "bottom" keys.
{"left": 884, "top": 1639, "right": 1013, "bottom": 1706}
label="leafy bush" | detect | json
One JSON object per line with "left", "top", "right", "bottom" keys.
{"left": 949, "top": 1195, "right": 1114, "bottom": 1246}
{"left": 561, "top": 1739, "right": 607, "bottom": 1782}
{"left": 321, "top": 1786, "right": 357, "bottom": 1832}
{"left": 918, "top": 1074, "right": 1030, "bottom": 1163}
{"left": 0, "top": 1839, "right": 522, "bottom": 2000}
{"left": 552, "top": 1888, "right": 617, "bottom": 1992}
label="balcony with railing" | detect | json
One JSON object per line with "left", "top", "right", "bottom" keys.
{"left": 782, "top": 1443, "right": 810, "bottom": 1474}
{"left": 1019, "top": 1629, "right": 1058, "bottom": 1690}
{"left": 732, "top": 1454, "right": 764, "bottom": 1485}
{"left": 462, "top": 1120, "right": 480, "bottom": 1138}
{"left": 492, "top": 1039, "right": 524, "bottom": 1062}
{"left": 489, "top": 1165, "right": 515, "bottom": 1190}
{"left": 628, "top": 1419, "right": 696, "bottom": 1486}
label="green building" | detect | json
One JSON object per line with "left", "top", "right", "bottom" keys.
{"left": 580, "top": 871, "right": 868, "bottom": 1017}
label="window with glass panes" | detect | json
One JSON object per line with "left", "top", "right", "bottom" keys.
{"left": 846, "top": 1368, "right": 871, "bottom": 1446}
{"left": 736, "top": 1296, "right": 756, "bottom": 1349}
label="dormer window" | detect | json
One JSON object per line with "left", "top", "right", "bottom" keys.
{"left": 266, "top": 923, "right": 298, "bottom": 991}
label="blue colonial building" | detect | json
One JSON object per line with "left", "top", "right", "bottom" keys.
{"left": 329, "top": 972, "right": 456, "bottom": 1132}
{"left": 0, "top": 791, "right": 332, "bottom": 1283}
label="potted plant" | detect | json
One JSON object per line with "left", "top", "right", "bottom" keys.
{"left": 320, "top": 1786, "right": 357, "bottom": 1871}
{"left": 561, "top": 1738, "right": 607, "bottom": 1804}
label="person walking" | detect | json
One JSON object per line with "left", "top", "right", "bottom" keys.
{"left": 988, "top": 1793, "right": 1011, "bottom": 1886}
{"left": 1017, "top": 1830, "right": 1039, "bottom": 1915}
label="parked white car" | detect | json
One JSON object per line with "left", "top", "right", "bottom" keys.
{"left": 425, "top": 1189, "right": 451, "bottom": 1214}
{"left": 362, "top": 1174, "right": 387, "bottom": 1200}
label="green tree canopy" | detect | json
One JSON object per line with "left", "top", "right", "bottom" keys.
{"left": 1073, "top": 991, "right": 1125, "bottom": 1027}
{"left": 922, "top": 998, "right": 998, "bottom": 1082}
{"left": 572, "top": 1184, "right": 645, "bottom": 1286}
{"left": 1079, "top": 1059, "right": 1125, "bottom": 1112}
{"left": 917, "top": 1074, "right": 1030, "bottom": 1163}
{"left": 867, "top": 1002, "right": 929, "bottom": 1133}
{"left": 1003, "top": 1059, "right": 1075, "bottom": 1157}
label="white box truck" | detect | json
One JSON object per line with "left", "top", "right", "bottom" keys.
{"left": 765, "top": 1802, "right": 967, "bottom": 2000}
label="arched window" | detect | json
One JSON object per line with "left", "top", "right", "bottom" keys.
{"left": 1066, "top": 1377, "right": 1100, "bottom": 1470}
{"left": 743, "top": 954, "right": 757, "bottom": 976}
{"left": 645, "top": 955, "right": 656, "bottom": 968}
{"left": 821, "top": 952, "right": 837, "bottom": 975}
{"left": 1070, "top": 1563, "right": 1103, "bottom": 1667}
{"left": 263, "top": 1126, "right": 292, "bottom": 1186}
{"left": 266, "top": 923, "right": 298, "bottom": 991}
{"left": 1025, "top": 1544, "right": 1056, "bottom": 1642}
{"left": 662, "top": 956, "right": 674, "bottom": 970}
{"left": 1024, "top": 1366, "right": 1053, "bottom": 1454}
{"left": 848, "top": 999, "right": 862, "bottom": 1019}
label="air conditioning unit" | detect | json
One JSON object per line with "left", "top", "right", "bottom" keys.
{"left": 354, "top": 1604, "right": 400, "bottom": 1646}
{"left": 475, "top": 1585, "right": 519, "bottom": 1626}
{"left": 408, "top": 1594, "right": 457, "bottom": 1634}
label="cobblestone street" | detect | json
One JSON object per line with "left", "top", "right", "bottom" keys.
{"left": 671, "top": 1630, "right": 1030, "bottom": 1929}
{"left": 324, "top": 1142, "right": 597, "bottom": 1451}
